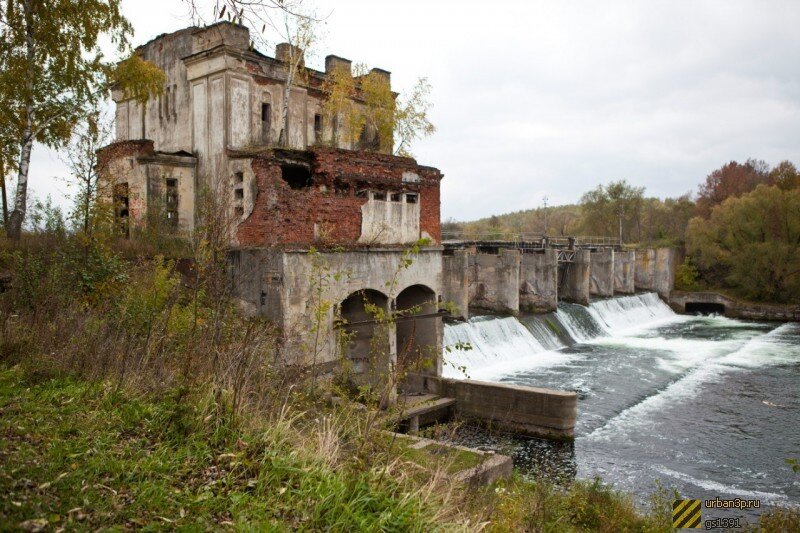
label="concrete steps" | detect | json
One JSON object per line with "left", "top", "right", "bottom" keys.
{"left": 398, "top": 393, "right": 456, "bottom": 433}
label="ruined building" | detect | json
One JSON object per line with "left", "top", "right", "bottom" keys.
{"left": 98, "top": 22, "right": 446, "bottom": 385}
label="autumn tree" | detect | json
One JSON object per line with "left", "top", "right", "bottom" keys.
{"left": 323, "top": 63, "right": 435, "bottom": 156}
{"left": 769, "top": 160, "right": 800, "bottom": 191}
{"left": 686, "top": 184, "right": 800, "bottom": 302}
{"left": 695, "top": 159, "right": 771, "bottom": 218}
{"left": 0, "top": 0, "right": 164, "bottom": 240}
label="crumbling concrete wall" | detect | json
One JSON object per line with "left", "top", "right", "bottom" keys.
{"left": 441, "top": 250, "right": 470, "bottom": 320}
{"left": 519, "top": 249, "right": 558, "bottom": 312}
{"left": 653, "top": 248, "right": 676, "bottom": 299}
{"left": 468, "top": 249, "right": 520, "bottom": 314}
{"left": 359, "top": 192, "right": 420, "bottom": 245}
{"left": 589, "top": 250, "right": 614, "bottom": 298}
{"left": 98, "top": 140, "right": 198, "bottom": 233}
{"left": 614, "top": 250, "right": 636, "bottom": 294}
{"left": 560, "top": 249, "right": 591, "bottom": 305}
{"left": 229, "top": 247, "right": 444, "bottom": 375}
{"left": 405, "top": 373, "right": 577, "bottom": 440}
{"left": 635, "top": 249, "right": 656, "bottom": 291}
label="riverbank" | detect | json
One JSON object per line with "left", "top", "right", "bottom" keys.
{"left": 669, "top": 290, "right": 800, "bottom": 321}
{"left": 0, "top": 365, "right": 690, "bottom": 531}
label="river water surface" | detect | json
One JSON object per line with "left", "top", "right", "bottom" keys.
{"left": 442, "top": 293, "right": 800, "bottom": 517}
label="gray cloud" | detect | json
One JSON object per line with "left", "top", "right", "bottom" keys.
{"left": 26, "top": 0, "right": 800, "bottom": 222}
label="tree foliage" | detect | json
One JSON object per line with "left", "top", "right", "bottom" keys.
{"left": 0, "top": 0, "right": 164, "bottom": 239}
{"left": 686, "top": 184, "right": 800, "bottom": 302}
{"left": 322, "top": 63, "right": 435, "bottom": 156}
{"left": 695, "top": 159, "right": 771, "bottom": 218}
{"left": 579, "top": 180, "right": 644, "bottom": 242}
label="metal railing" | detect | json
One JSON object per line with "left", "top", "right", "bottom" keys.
{"left": 441, "top": 232, "right": 621, "bottom": 248}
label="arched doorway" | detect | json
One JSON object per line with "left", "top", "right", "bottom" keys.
{"left": 338, "top": 289, "right": 393, "bottom": 384}
{"left": 395, "top": 284, "right": 440, "bottom": 376}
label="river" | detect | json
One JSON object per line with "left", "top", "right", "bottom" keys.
{"left": 442, "top": 293, "right": 800, "bottom": 517}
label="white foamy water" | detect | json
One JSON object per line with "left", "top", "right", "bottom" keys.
{"left": 587, "top": 292, "right": 683, "bottom": 334}
{"left": 442, "top": 317, "right": 573, "bottom": 380}
{"left": 584, "top": 323, "right": 800, "bottom": 441}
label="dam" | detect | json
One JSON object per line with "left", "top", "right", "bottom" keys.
{"left": 440, "top": 292, "right": 800, "bottom": 517}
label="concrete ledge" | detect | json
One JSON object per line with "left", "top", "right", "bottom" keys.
{"left": 670, "top": 291, "right": 800, "bottom": 322}
{"left": 385, "top": 431, "right": 513, "bottom": 485}
{"left": 404, "top": 374, "right": 577, "bottom": 440}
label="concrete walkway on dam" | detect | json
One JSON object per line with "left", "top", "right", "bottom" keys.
{"left": 442, "top": 246, "right": 677, "bottom": 319}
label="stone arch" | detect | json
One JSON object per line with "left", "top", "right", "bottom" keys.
{"left": 338, "top": 289, "right": 392, "bottom": 379}
{"left": 395, "top": 284, "right": 440, "bottom": 376}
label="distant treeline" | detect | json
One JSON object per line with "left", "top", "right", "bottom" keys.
{"left": 446, "top": 159, "right": 800, "bottom": 303}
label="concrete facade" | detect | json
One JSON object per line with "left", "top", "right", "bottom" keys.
{"left": 441, "top": 250, "right": 470, "bottom": 320}
{"left": 560, "top": 249, "right": 591, "bottom": 305}
{"left": 634, "top": 249, "right": 656, "bottom": 291}
{"left": 653, "top": 247, "right": 676, "bottom": 299}
{"left": 468, "top": 250, "right": 521, "bottom": 314}
{"left": 519, "top": 249, "right": 558, "bottom": 313}
{"left": 613, "top": 250, "right": 636, "bottom": 294}
{"left": 589, "top": 250, "right": 614, "bottom": 298}
{"left": 229, "top": 247, "right": 444, "bottom": 379}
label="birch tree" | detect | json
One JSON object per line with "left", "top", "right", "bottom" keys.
{"left": 276, "top": 8, "right": 317, "bottom": 147}
{"left": 323, "top": 65, "right": 435, "bottom": 156}
{"left": 0, "top": 0, "right": 164, "bottom": 240}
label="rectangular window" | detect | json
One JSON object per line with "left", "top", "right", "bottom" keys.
{"left": 165, "top": 178, "right": 179, "bottom": 228}
{"left": 314, "top": 114, "right": 322, "bottom": 143}
{"left": 234, "top": 188, "right": 244, "bottom": 199}
{"left": 261, "top": 103, "right": 271, "bottom": 143}
{"left": 390, "top": 193, "right": 402, "bottom": 202}
{"left": 164, "top": 87, "right": 170, "bottom": 120}
{"left": 373, "top": 192, "right": 386, "bottom": 201}
{"left": 332, "top": 115, "right": 339, "bottom": 142}
{"left": 405, "top": 193, "right": 418, "bottom": 204}
{"left": 113, "top": 183, "right": 130, "bottom": 238}
{"left": 172, "top": 84, "right": 177, "bottom": 119}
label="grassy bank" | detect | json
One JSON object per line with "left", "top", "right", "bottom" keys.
{"left": 4, "top": 366, "right": 800, "bottom": 531}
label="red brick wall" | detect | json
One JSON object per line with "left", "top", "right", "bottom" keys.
{"left": 235, "top": 147, "right": 443, "bottom": 247}
{"left": 97, "top": 140, "right": 154, "bottom": 171}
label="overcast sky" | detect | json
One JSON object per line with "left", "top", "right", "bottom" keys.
{"left": 26, "top": 0, "right": 800, "bottom": 221}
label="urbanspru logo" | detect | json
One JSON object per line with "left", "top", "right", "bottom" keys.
{"left": 672, "top": 499, "right": 702, "bottom": 529}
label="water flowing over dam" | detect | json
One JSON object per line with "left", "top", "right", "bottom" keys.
{"left": 442, "top": 293, "right": 800, "bottom": 514}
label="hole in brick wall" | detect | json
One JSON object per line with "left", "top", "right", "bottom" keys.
{"left": 235, "top": 206, "right": 244, "bottom": 217}
{"left": 373, "top": 191, "right": 386, "bottom": 201}
{"left": 405, "top": 193, "right": 418, "bottom": 204}
{"left": 234, "top": 188, "right": 244, "bottom": 199}
{"left": 280, "top": 165, "right": 313, "bottom": 190}
{"left": 235, "top": 171, "right": 244, "bottom": 183}
{"left": 334, "top": 179, "right": 350, "bottom": 196}
{"left": 390, "top": 193, "right": 402, "bottom": 202}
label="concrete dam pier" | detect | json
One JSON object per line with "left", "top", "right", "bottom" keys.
{"left": 441, "top": 244, "right": 677, "bottom": 320}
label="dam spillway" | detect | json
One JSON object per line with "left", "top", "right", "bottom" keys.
{"left": 442, "top": 292, "right": 800, "bottom": 517}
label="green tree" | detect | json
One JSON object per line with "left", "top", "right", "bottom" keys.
{"left": 0, "top": 0, "right": 164, "bottom": 240}
{"left": 580, "top": 180, "right": 644, "bottom": 243}
{"left": 686, "top": 184, "right": 800, "bottom": 302}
